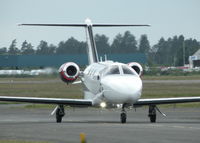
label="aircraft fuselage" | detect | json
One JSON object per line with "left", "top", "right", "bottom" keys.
{"left": 83, "top": 61, "right": 142, "bottom": 105}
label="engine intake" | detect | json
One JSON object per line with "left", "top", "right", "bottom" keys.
{"left": 59, "top": 62, "right": 80, "bottom": 83}
{"left": 128, "top": 62, "right": 143, "bottom": 76}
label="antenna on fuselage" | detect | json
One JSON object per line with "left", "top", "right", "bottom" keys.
{"left": 104, "top": 54, "right": 107, "bottom": 61}
{"left": 100, "top": 56, "right": 103, "bottom": 62}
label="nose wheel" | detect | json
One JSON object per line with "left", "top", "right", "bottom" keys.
{"left": 56, "top": 105, "right": 65, "bottom": 123}
{"left": 120, "top": 104, "right": 127, "bottom": 123}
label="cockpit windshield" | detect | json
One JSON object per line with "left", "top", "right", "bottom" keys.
{"left": 105, "top": 65, "right": 120, "bottom": 75}
{"left": 103, "top": 65, "right": 136, "bottom": 76}
{"left": 122, "top": 65, "right": 135, "bottom": 75}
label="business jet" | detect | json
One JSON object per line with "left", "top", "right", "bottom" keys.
{"left": 0, "top": 18, "right": 200, "bottom": 123}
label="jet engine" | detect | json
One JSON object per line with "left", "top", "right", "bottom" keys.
{"left": 59, "top": 62, "right": 80, "bottom": 83}
{"left": 128, "top": 62, "right": 143, "bottom": 76}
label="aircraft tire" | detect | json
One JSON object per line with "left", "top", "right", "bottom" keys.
{"left": 121, "top": 112, "right": 127, "bottom": 123}
{"left": 56, "top": 114, "right": 62, "bottom": 123}
{"left": 56, "top": 107, "right": 64, "bottom": 123}
{"left": 150, "top": 115, "right": 156, "bottom": 123}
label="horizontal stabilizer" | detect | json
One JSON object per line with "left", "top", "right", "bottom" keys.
{"left": 19, "top": 23, "right": 150, "bottom": 27}
{"left": 18, "top": 24, "right": 87, "bottom": 27}
{"left": 93, "top": 24, "right": 150, "bottom": 27}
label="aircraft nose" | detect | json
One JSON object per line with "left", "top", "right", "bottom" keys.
{"left": 101, "top": 75, "right": 142, "bottom": 104}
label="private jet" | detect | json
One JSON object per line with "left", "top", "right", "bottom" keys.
{"left": 1, "top": 18, "right": 200, "bottom": 123}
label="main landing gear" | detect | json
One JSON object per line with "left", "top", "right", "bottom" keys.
{"left": 148, "top": 105, "right": 156, "bottom": 123}
{"left": 120, "top": 104, "right": 127, "bottom": 123}
{"left": 56, "top": 105, "right": 65, "bottom": 123}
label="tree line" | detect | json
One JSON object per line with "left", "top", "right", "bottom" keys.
{"left": 152, "top": 35, "right": 200, "bottom": 66}
{"left": 0, "top": 31, "right": 200, "bottom": 66}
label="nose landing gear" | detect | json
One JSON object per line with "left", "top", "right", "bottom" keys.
{"left": 120, "top": 104, "right": 127, "bottom": 123}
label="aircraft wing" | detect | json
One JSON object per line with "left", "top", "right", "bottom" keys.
{"left": 0, "top": 96, "right": 92, "bottom": 107}
{"left": 134, "top": 97, "right": 200, "bottom": 106}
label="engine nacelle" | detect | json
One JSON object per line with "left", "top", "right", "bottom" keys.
{"left": 59, "top": 62, "right": 80, "bottom": 83}
{"left": 128, "top": 62, "right": 143, "bottom": 76}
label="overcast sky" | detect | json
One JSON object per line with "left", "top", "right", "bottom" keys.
{"left": 0, "top": 0, "right": 200, "bottom": 48}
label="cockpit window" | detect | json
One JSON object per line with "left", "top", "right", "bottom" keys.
{"left": 122, "top": 65, "right": 135, "bottom": 75}
{"left": 105, "top": 65, "right": 120, "bottom": 75}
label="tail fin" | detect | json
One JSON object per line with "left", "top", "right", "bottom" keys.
{"left": 19, "top": 18, "right": 150, "bottom": 65}
{"left": 84, "top": 18, "right": 99, "bottom": 64}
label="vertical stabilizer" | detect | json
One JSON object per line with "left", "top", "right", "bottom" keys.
{"left": 85, "top": 18, "right": 99, "bottom": 64}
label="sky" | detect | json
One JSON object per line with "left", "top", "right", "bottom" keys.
{"left": 0, "top": 0, "right": 200, "bottom": 49}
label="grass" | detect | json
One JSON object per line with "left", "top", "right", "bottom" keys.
{"left": 0, "top": 78, "right": 82, "bottom": 98}
{"left": 0, "top": 77, "right": 57, "bottom": 81}
{"left": 0, "top": 140, "right": 51, "bottom": 143}
{"left": 0, "top": 76, "right": 200, "bottom": 108}
{"left": 142, "top": 82, "right": 200, "bottom": 98}
{"left": 142, "top": 75, "right": 200, "bottom": 80}
{"left": 23, "top": 104, "right": 56, "bottom": 109}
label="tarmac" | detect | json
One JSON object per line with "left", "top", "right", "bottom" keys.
{"left": 0, "top": 104, "right": 200, "bottom": 143}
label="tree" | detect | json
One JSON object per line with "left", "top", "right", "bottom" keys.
{"left": 56, "top": 37, "right": 86, "bottom": 54}
{"left": 111, "top": 31, "right": 137, "bottom": 53}
{"left": 139, "top": 34, "right": 150, "bottom": 54}
{"left": 95, "top": 34, "right": 110, "bottom": 55}
{"left": 0, "top": 47, "right": 7, "bottom": 55}
{"left": 175, "top": 35, "right": 185, "bottom": 66}
{"left": 154, "top": 37, "right": 166, "bottom": 65}
{"left": 8, "top": 39, "right": 19, "bottom": 55}
{"left": 21, "top": 40, "right": 35, "bottom": 55}
{"left": 111, "top": 33, "right": 123, "bottom": 53}
{"left": 122, "top": 31, "right": 137, "bottom": 53}
{"left": 48, "top": 44, "right": 56, "bottom": 54}
{"left": 36, "top": 40, "right": 49, "bottom": 55}
{"left": 56, "top": 41, "right": 65, "bottom": 54}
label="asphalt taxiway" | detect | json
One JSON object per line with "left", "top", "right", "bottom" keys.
{"left": 0, "top": 104, "right": 200, "bottom": 143}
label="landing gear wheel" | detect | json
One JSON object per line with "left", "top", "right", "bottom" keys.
{"left": 149, "top": 114, "right": 156, "bottom": 123}
{"left": 120, "top": 104, "right": 127, "bottom": 124}
{"left": 121, "top": 112, "right": 127, "bottom": 123}
{"left": 56, "top": 105, "right": 65, "bottom": 123}
{"left": 56, "top": 108, "right": 62, "bottom": 123}
{"left": 148, "top": 105, "right": 156, "bottom": 123}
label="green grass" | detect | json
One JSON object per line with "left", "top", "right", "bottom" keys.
{"left": 142, "top": 82, "right": 200, "bottom": 98}
{"left": 23, "top": 104, "right": 56, "bottom": 109}
{"left": 0, "top": 79, "right": 82, "bottom": 98}
{"left": 142, "top": 75, "right": 200, "bottom": 80}
{"left": 0, "top": 77, "right": 57, "bottom": 81}
{"left": 0, "top": 140, "right": 52, "bottom": 143}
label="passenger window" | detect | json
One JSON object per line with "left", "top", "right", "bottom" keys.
{"left": 122, "top": 65, "right": 135, "bottom": 75}
{"left": 106, "top": 66, "right": 120, "bottom": 75}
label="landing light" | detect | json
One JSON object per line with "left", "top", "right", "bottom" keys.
{"left": 100, "top": 102, "right": 107, "bottom": 108}
{"left": 116, "top": 104, "right": 122, "bottom": 108}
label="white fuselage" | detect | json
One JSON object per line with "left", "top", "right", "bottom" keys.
{"left": 82, "top": 61, "right": 142, "bottom": 105}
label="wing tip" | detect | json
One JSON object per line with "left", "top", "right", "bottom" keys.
{"left": 17, "top": 23, "right": 22, "bottom": 26}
